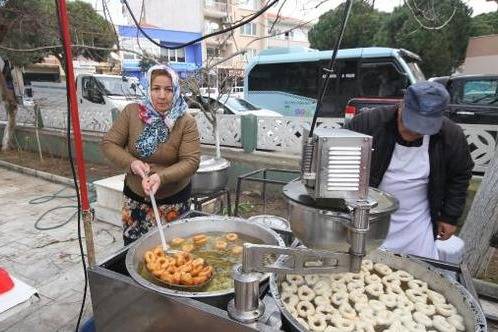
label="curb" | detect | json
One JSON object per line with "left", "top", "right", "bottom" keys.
{"left": 0, "top": 159, "right": 75, "bottom": 187}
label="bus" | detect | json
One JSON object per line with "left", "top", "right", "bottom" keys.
{"left": 244, "top": 47, "right": 426, "bottom": 117}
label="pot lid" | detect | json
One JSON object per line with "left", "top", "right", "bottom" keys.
{"left": 196, "top": 155, "right": 230, "bottom": 173}
{"left": 282, "top": 180, "right": 398, "bottom": 216}
{"left": 247, "top": 214, "right": 290, "bottom": 231}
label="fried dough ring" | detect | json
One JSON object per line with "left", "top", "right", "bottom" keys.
{"left": 144, "top": 251, "right": 156, "bottom": 264}
{"left": 171, "top": 237, "right": 185, "bottom": 246}
{"left": 225, "top": 233, "right": 238, "bottom": 241}
{"left": 215, "top": 240, "right": 228, "bottom": 250}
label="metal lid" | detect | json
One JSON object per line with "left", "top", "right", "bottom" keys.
{"left": 196, "top": 155, "right": 230, "bottom": 173}
{"left": 247, "top": 215, "right": 290, "bottom": 232}
{"left": 283, "top": 180, "right": 398, "bottom": 216}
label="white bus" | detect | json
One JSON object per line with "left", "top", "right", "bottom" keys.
{"left": 244, "top": 47, "right": 426, "bottom": 117}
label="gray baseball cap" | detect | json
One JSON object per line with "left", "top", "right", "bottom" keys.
{"left": 402, "top": 81, "right": 450, "bottom": 135}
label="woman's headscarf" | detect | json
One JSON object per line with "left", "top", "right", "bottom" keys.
{"left": 135, "top": 64, "right": 188, "bottom": 158}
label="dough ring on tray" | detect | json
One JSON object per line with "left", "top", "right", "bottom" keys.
{"left": 308, "top": 313, "right": 328, "bottom": 332}
{"left": 354, "top": 301, "right": 370, "bottom": 312}
{"left": 447, "top": 314, "right": 465, "bottom": 331}
{"left": 373, "top": 263, "right": 392, "bottom": 276}
{"left": 281, "top": 281, "right": 298, "bottom": 293}
{"left": 405, "top": 288, "right": 428, "bottom": 303}
{"left": 305, "top": 274, "right": 320, "bottom": 286}
{"left": 296, "top": 300, "right": 315, "bottom": 318}
{"left": 347, "top": 281, "right": 364, "bottom": 292}
{"left": 286, "top": 274, "right": 305, "bottom": 286}
{"left": 393, "top": 308, "right": 413, "bottom": 323}
{"left": 314, "top": 295, "right": 330, "bottom": 306}
{"left": 436, "top": 303, "right": 457, "bottom": 317}
{"left": 354, "top": 320, "right": 375, "bottom": 332}
{"left": 414, "top": 302, "right": 436, "bottom": 316}
{"left": 426, "top": 289, "right": 446, "bottom": 305}
{"left": 365, "top": 283, "right": 383, "bottom": 297}
{"left": 396, "top": 297, "right": 415, "bottom": 311}
{"left": 349, "top": 289, "right": 368, "bottom": 304}
{"left": 413, "top": 311, "right": 433, "bottom": 327}
{"left": 329, "top": 273, "right": 346, "bottom": 283}
{"left": 316, "top": 303, "right": 337, "bottom": 315}
{"left": 382, "top": 274, "right": 402, "bottom": 288}
{"left": 376, "top": 309, "right": 395, "bottom": 326}
{"left": 313, "top": 280, "right": 331, "bottom": 296}
{"left": 326, "top": 318, "right": 355, "bottom": 332}
{"left": 368, "top": 299, "right": 387, "bottom": 312}
{"left": 281, "top": 291, "right": 299, "bottom": 307}
{"left": 364, "top": 273, "right": 382, "bottom": 285}
{"left": 408, "top": 279, "right": 428, "bottom": 291}
{"left": 433, "top": 315, "right": 457, "bottom": 332}
{"left": 338, "top": 302, "right": 356, "bottom": 320}
{"left": 361, "top": 259, "right": 374, "bottom": 271}
{"left": 379, "top": 293, "right": 398, "bottom": 308}
{"left": 330, "top": 291, "right": 348, "bottom": 306}
{"left": 330, "top": 281, "right": 347, "bottom": 293}
{"left": 393, "top": 269, "right": 414, "bottom": 283}
{"left": 403, "top": 320, "right": 428, "bottom": 332}
{"left": 297, "top": 285, "right": 316, "bottom": 302}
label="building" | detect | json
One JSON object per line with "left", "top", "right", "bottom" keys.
{"left": 462, "top": 34, "right": 498, "bottom": 75}
{"left": 117, "top": 0, "right": 204, "bottom": 83}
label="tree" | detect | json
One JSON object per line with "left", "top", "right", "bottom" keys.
{"left": 308, "top": 0, "right": 388, "bottom": 50}
{"left": 0, "top": 0, "right": 115, "bottom": 150}
{"left": 374, "top": 1, "right": 472, "bottom": 77}
{"left": 469, "top": 11, "right": 498, "bottom": 37}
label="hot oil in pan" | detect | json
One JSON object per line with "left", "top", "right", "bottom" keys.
{"left": 139, "top": 232, "right": 263, "bottom": 292}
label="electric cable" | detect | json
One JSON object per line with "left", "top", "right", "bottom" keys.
{"left": 53, "top": 1, "right": 88, "bottom": 331}
{"left": 309, "top": 0, "right": 354, "bottom": 136}
{"left": 120, "top": 0, "right": 279, "bottom": 50}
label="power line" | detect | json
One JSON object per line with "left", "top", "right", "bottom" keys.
{"left": 120, "top": 0, "right": 280, "bottom": 50}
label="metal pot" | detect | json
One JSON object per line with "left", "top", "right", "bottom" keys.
{"left": 125, "top": 216, "right": 284, "bottom": 304}
{"left": 270, "top": 250, "right": 487, "bottom": 332}
{"left": 191, "top": 155, "right": 230, "bottom": 195}
{"left": 283, "top": 180, "right": 398, "bottom": 252}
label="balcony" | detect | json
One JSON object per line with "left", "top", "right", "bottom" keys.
{"left": 203, "top": 0, "right": 228, "bottom": 19}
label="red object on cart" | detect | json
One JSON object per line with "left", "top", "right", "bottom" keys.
{"left": 0, "top": 268, "right": 14, "bottom": 294}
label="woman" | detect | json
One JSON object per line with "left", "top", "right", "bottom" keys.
{"left": 102, "top": 64, "right": 200, "bottom": 245}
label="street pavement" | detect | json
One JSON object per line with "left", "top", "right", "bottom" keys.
{"left": 0, "top": 166, "right": 122, "bottom": 331}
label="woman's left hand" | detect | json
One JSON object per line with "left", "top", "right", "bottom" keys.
{"left": 142, "top": 173, "right": 161, "bottom": 196}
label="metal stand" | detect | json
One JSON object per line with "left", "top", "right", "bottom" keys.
{"left": 233, "top": 168, "right": 300, "bottom": 216}
{"left": 229, "top": 199, "right": 373, "bottom": 323}
{"left": 191, "top": 188, "right": 232, "bottom": 215}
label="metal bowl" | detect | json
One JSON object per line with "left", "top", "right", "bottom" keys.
{"left": 191, "top": 156, "right": 230, "bottom": 195}
{"left": 283, "top": 180, "right": 398, "bottom": 251}
{"left": 125, "top": 216, "right": 285, "bottom": 301}
{"left": 270, "top": 250, "right": 487, "bottom": 332}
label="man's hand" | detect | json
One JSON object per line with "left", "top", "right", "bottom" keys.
{"left": 437, "top": 221, "right": 457, "bottom": 240}
{"left": 130, "top": 160, "right": 150, "bottom": 179}
{"left": 142, "top": 173, "right": 161, "bottom": 196}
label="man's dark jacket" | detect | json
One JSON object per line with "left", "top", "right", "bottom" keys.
{"left": 344, "top": 106, "right": 474, "bottom": 228}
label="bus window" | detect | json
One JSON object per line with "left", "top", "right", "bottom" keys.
{"left": 319, "top": 59, "right": 360, "bottom": 117}
{"left": 359, "top": 62, "right": 407, "bottom": 97}
{"left": 248, "top": 62, "right": 319, "bottom": 98}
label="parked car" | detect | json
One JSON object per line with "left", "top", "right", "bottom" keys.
{"left": 188, "top": 95, "right": 282, "bottom": 117}
{"left": 436, "top": 74, "right": 498, "bottom": 125}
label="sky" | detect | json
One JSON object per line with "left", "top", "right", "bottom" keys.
{"left": 275, "top": 0, "right": 497, "bottom": 20}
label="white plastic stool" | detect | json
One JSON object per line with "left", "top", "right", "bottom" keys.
{"left": 436, "top": 235, "right": 465, "bottom": 264}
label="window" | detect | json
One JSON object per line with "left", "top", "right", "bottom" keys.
{"left": 456, "top": 79, "right": 498, "bottom": 105}
{"left": 240, "top": 23, "right": 257, "bottom": 36}
{"left": 120, "top": 36, "right": 160, "bottom": 59}
{"left": 206, "top": 47, "right": 221, "bottom": 58}
{"left": 320, "top": 60, "right": 360, "bottom": 116}
{"left": 161, "top": 48, "right": 186, "bottom": 63}
{"left": 358, "top": 62, "right": 407, "bottom": 98}
{"left": 238, "top": 0, "right": 257, "bottom": 10}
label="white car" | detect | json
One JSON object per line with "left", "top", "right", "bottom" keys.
{"left": 190, "top": 95, "right": 282, "bottom": 117}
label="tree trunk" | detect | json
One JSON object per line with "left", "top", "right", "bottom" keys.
{"left": 459, "top": 145, "right": 498, "bottom": 276}
{"left": 0, "top": 69, "right": 17, "bottom": 152}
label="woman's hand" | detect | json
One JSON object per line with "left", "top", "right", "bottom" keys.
{"left": 142, "top": 173, "right": 161, "bottom": 196}
{"left": 130, "top": 160, "right": 150, "bottom": 179}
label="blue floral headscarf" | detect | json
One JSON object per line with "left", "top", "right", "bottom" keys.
{"left": 135, "top": 64, "right": 188, "bottom": 158}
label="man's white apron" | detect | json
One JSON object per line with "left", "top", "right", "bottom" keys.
{"left": 378, "top": 135, "right": 439, "bottom": 259}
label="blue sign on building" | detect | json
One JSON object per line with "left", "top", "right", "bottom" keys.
{"left": 118, "top": 25, "right": 202, "bottom": 85}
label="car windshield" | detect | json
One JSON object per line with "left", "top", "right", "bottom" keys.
{"left": 405, "top": 61, "right": 426, "bottom": 82}
{"left": 95, "top": 76, "right": 144, "bottom": 97}
{"left": 223, "top": 97, "right": 261, "bottom": 112}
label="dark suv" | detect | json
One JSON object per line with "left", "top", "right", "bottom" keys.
{"left": 430, "top": 75, "right": 498, "bottom": 124}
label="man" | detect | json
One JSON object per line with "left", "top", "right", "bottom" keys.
{"left": 344, "top": 81, "right": 474, "bottom": 259}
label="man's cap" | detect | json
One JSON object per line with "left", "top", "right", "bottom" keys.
{"left": 402, "top": 81, "right": 450, "bottom": 135}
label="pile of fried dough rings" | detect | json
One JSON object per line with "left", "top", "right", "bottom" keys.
{"left": 144, "top": 246, "right": 214, "bottom": 286}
